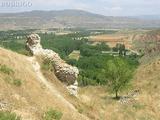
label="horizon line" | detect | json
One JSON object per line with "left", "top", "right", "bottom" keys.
{"left": 0, "top": 9, "right": 159, "bottom": 17}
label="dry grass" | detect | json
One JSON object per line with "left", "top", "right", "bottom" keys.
{"left": 1, "top": 47, "right": 160, "bottom": 120}
{"left": 77, "top": 59, "right": 160, "bottom": 120}
{"left": 89, "top": 34, "right": 133, "bottom": 49}
{"left": 133, "top": 59, "right": 160, "bottom": 119}
{"left": 0, "top": 48, "right": 88, "bottom": 120}
{"left": 89, "top": 35, "right": 128, "bottom": 42}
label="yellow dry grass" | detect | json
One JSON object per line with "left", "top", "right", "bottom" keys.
{"left": 0, "top": 47, "right": 88, "bottom": 120}
{"left": 89, "top": 35, "right": 128, "bottom": 42}
{"left": 89, "top": 34, "right": 133, "bottom": 49}
{"left": 78, "top": 59, "right": 160, "bottom": 120}
{"left": 1, "top": 47, "right": 160, "bottom": 120}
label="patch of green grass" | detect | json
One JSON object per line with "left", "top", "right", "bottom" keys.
{"left": 0, "top": 111, "right": 21, "bottom": 120}
{"left": 68, "top": 50, "right": 80, "bottom": 60}
{"left": 4, "top": 77, "right": 22, "bottom": 87}
{"left": 78, "top": 107, "right": 84, "bottom": 114}
{"left": 41, "top": 58, "right": 54, "bottom": 71}
{"left": 17, "top": 49, "right": 32, "bottom": 56}
{"left": 0, "top": 64, "right": 14, "bottom": 75}
{"left": 13, "top": 79, "right": 22, "bottom": 86}
{"left": 132, "top": 103, "right": 145, "bottom": 110}
{"left": 43, "top": 108, "right": 63, "bottom": 120}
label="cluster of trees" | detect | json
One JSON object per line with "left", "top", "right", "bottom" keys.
{"left": 0, "top": 30, "right": 31, "bottom": 55}
{"left": 0, "top": 30, "right": 34, "bottom": 41}
{"left": 80, "top": 43, "right": 110, "bottom": 56}
{"left": 40, "top": 33, "right": 86, "bottom": 58}
{"left": 113, "top": 43, "right": 126, "bottom": 55}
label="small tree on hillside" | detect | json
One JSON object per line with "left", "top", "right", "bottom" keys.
{"left": 106, "top": 57, "right": 133, "bottom": 99}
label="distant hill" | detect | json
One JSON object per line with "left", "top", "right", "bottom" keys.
{"left": 0, "top": 9, "right": 160, "bottom": 30}
{"left": 132, "top": 15, "right": 160, "bottom": 20}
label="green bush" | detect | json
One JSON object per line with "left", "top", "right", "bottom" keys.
{"left": 13, "top": 79, "right": 22, "bottom": 87}
{"left": 0, "top": 64, "right": 14, "bottom": 75}
{"left": 0, "top": 111, "right": 21, "bottom": 120}
{"left": 43, "top": 108, "right": 63, "bottom": 120}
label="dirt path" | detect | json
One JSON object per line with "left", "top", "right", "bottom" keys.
{"left": 27, "top": 57, "right": 76, "bottom": 111}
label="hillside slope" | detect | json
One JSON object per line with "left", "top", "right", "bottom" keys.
{"left": 133, "top": 59, "right": 160, "bottom": 119}
{"left": 0, "top": 47, "right": 88, "bottom": 120}
{"left": 133, "top": 29, "right": 160, "bottom": 63}
{"left": 76, "top": 58, "right": 160, "bottom": 120}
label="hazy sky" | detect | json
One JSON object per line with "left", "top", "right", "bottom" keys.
{"left": 0, "top": 0, "right": 160, "bottom": 16}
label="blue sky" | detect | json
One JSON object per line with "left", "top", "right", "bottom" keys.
{"left": 0, "top": 0, "right": 160, "bottom": 16}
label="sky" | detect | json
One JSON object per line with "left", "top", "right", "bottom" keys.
{"left": 0, "top": 0, "right": 160, "bottom": 16}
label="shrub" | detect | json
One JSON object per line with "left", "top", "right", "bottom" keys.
{"left": 13, "top": 79, "right": 22, "bottom": 87}
{"left": 43, "top": 108, "right": 63, "bottom": 120}
{"left": 4, "top": 77, "right": 22, "bottom": 87}
{"left": 78, "top": 107, "right": 84, "bottom": 114}
{"left": 0, "top": 111, "right": 21, "bottom": 120}
{"left": 0, "top": 64, "right": 14, "bottom": 75}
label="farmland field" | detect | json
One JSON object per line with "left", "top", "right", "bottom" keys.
{"left": 89, "top": 34, "right": 133, "bottom": 49}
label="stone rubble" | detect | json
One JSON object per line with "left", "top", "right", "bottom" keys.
{"left": 119, "top": 89, "right": 140, "bottom": 105}
{"left": 26, "top": 34, "right": 79, "bottom": 96}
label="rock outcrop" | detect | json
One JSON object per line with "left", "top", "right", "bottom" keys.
{"left": 26, "top": 34, "right": 79, "bottom": 96}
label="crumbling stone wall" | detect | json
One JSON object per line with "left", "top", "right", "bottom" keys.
{"left": 26, "top": 34, "right": 79, "bottom": 96}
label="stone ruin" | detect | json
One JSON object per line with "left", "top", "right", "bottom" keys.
{"left": 26, "top": 34, "right": 79, "bottom": 96}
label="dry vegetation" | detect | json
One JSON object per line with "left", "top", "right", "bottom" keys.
{"left": 0, "top": 46, "right": 160, "bottom": 120}
{"left": 77, "top": 58, "right": 160, "bottom": 120}
{"left": 0, "top": 48, "right": 88, "bottom": 120}
{"left": 89, "top": 34, "right": 133, "bottom": 49}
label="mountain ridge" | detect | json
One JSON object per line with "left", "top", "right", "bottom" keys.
{"left": 0, "top": 9, "right": 160, "bottom": 30}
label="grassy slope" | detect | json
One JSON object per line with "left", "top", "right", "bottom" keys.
{"left": 1, "top": 47, "right": 160, "bottom": 120}
{"left": 133, "top": 59, "right": 160, "bottom": 119}
{"left": 78, "top": 59, "right": 160, "bottom": 120}
{"left": 0, "top": 47, "right": 88, "bottom": 120}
